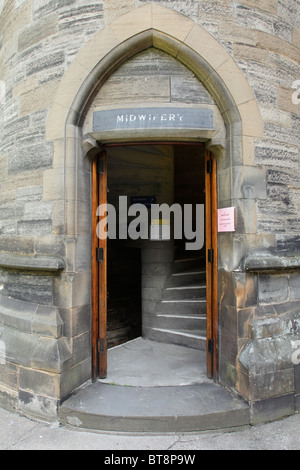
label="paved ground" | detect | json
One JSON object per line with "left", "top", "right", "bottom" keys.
{"left": 0, "top": 406, "right": 299, "bottom": 450}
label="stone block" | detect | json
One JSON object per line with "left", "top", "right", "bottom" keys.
{"left": 59, "top": 357, "right": 91, "bottom": 399}
{"left": 58, "top": 2, "right": 103, "bottom": 32}
{"left": 20, "top": 80, "right": 58, "bottom": 116}
{"left": 0, "top": 327, "right": 39, "bottom": 368}
{"left": 289, "top": 273, "right": 300, "bottom": 302}
{"left": 0, "top": 293, "right": 36, "bottom": 333}
{"left": 23, "top": 201, "right": 52, "bottom": 221}
{"left": 219, "top": 356, "right": 238, "bottom": 390}
{"left": 0, "top": 236, "right": 34, "bottom": 255}
{"left": 18, "top": 389, "right": 59, "bottom": 421}
{"left": 109, "top": 3, "right": 152, "bottom": 42}
{"left": 171, "top": 76, "right": 214, "bottom": 105}
{"left": 12, "top": 76, "right": 39, "bottom": 98}
{"left": 255, "top": 31, "right": 299, "bottom": 62}
{"left": 31, "top": 305, "right": 63, "bottom": 339}
{"left": 0, "top": 361, "right": 18, "bottom": 390}
{"left": 71, "top": 331, "right": 90, "bottom": 367}
{"left": 264, "top": 122, "right": 300, "bottom": 148}
{"left": 219, "top": 311, "right": 239, "bottom": 361}
{"left": 8, "top": 143, "right": 53, "bottom": 175}
{"left": 295, "top": 365, "right": 300, "bottom": 394}
{"left": 250, "top": 316, "right": 282, "bottom": 340}
{"left": 18, "top": 13, "right": 58, "bottom": 51}
{"left": 142, "top": 287, "right": 163, "bottom": 301}
{"left": 18, "top": 219, "right": 53, "bottom": 236}
{"left": 43, "top": 168, "right": 64, "bottom": 202}
{"left": 53, "top": 271, "right": 90, "bottom": 309}
{"left": 278, "top": 85, "right": 300, "bottom": 115}
{"left": 219, "top": 270, "right": 258, "bottom": 309}
{"left": 238, "top": 99, "right": 264, "bottom": 138}
{"left": 0, "top": 270, "right": 54, "bottom": 305}
{"left": 232, "top": 166, "right": 267, "bottom": 200}
{"left": 31, "top": 336, "right": 72, "bottom": 373}
{"left": 218, "top": 22, "right": 256, "bottom": 46}
{"left": 248, "top": 368, "right": 294, "bottom": 401}
{"left": 0, "top": 384, "right": 18, "bottom": 412}
{"left": 184, "top": 24, "right": 230, "bottom": 73}
{"left": 295, "top": 393, "right": 300, "bottom": 412}
{"left": 57, "top": 304, "right": 90, "bottom": 338}
{"left": 2, "top": 0, "right": 32, "bottom": 44}
{"left": 235, "top": 199, "right": 257, "bottom": 234}
{"left": 238, "top": 307, "right": 255, "bottom": 339}
{"left": 198, "top": 0, "right": 234, "bottom": 20}
{"left": 26, "top": 50, "right": 65, "bottom": 77}
{"left": 19, "top": 367, "right": 59, "bottom": 399}
{"left": 293, "top": 26, "right": 300, "bottom": 46}
{"left": 237, "top": 0, "right": 277, "bottom": 14}
{"left": 16, "top": 185, "right": 43, "bottom": 202}
{"left": 95, "top": 76, "right": 171, "bottom": 106}
{"left": 258, "top": 274, "right": 289, "bottom": 305}
{"left": 34, "top": 235, "right": 66, "bottom": 258}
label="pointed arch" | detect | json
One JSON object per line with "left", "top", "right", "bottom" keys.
{"left": 46, "top": 3, "right": 263, "bottom": 142}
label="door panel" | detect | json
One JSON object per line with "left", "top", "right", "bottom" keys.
{"left": 205, "top": 150, "right": 218, "bottom": 380}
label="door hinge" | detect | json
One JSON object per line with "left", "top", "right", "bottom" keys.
{"left": 97, "top": 338, "right": 105, "bottom": 353}
{"left": 97, "top": 158, "right": 104, "bottom": 174}
{"left": 96, "top": 247, "right": 104, "bottom": 262}
{"left": 208, "top": 338, "right": 214, "bottom": 355}
{"left": 207, "top": 159, "right": 213, "bottom": 174}
{"left": 208, "top": 248, "right": 214, "bottom": 264}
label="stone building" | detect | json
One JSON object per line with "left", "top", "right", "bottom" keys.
{"left": 0, "top": 0, "right": 299, "bottom": 431}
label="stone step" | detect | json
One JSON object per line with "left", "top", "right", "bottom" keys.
{"left": 154, "top": 313, "right": 207, "bottom": 330}
{"left": 172, "top": 257, "right": 206, "bottom": 274}
{"left": 159, "top": 299, "right": 207, "bottom": 315}
{"left": 150, "top": 327, "right": 207, "bottom": 350}
{"left": 59, "top": 381, "right": 250, "bottom": 433}
{"left": 163, "top": 284, "right": 206, "bottom": 300}
{"left": 166, "top": 269, "right": 206, "bottom": 287}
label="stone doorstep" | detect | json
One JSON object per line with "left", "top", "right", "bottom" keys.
{"left": 59, "top": 381, "right": 250, "bottom": 433}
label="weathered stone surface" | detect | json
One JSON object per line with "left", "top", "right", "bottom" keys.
{"left": 0, "top": 0, "right": 299, "bottom": 422}
{"left": 250, "top": 394, "right": 295, "bottom": 425}
{"left": 258, "top": 274, "right": 289, "bottom": 305}
{"left": 7, "top": 144, "right": 53, "bottom": 174}
{"left": 18, "top": 13, "right": 58, "bottom": 51}
{"left": 31, "top": 305, "right": 63, "bottom": 338}
{"left": 18, "top": 389, "right": 59, "bottom": 420}
{"left": 31, "top": 336, "right": 72, "bottom": 373}
{"left": 0, "top": 270, "right": 54, "bottom": 305}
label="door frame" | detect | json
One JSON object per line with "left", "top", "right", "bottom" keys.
{"left": 91, "top": 142, "right": 218, "bottom": 381}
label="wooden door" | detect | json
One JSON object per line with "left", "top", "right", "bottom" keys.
{"left": 205, "top": 150, "right": 218, "bottom": 380}
{"left": 92, "top": 150, "right": 108, "bottom": 380}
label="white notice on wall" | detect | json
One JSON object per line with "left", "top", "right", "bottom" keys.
{"left": 218, "top": 207, "right": 235, "bottom": 232}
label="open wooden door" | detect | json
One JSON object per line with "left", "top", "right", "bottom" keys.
{"left": 92, "top": 150, "right": 108, "bottom": 380}
{"left": 205, "top": 150, "right": 218, "bottom": 380}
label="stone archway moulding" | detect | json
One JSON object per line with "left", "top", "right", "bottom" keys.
{"left": 45, "top": 2, "right": 263, "bottom": 243}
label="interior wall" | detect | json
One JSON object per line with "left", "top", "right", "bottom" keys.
{"left": 174, "top": 145, "right": 206, "bottom": 261}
